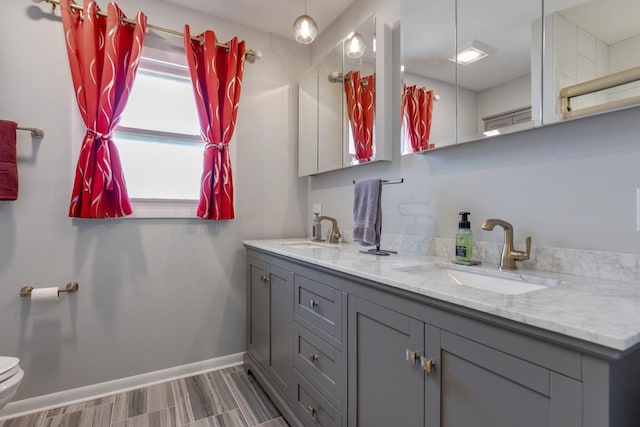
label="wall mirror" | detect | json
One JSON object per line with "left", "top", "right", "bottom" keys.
{"left": 400, "top": 0, "right": 456, "bottom": 154}
{"left": 456, "top": 0, "right": 541, "bottom": 143}
{"left": 298, "top": 14, "right": 392, "bottom": 176}
{"left": 543, "top": 0, "right": 640, "bottom": 124}
{"left": 400, "top": 0, "right": 542, "bottom": 155}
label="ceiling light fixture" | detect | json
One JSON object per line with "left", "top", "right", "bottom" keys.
{"left": 449, "top": 40, "right": 492, "bottom": 65}
{"left": 346, "top": 32, "right": 365, "bottom": 58}
{"left": 293, "top": 0, "right": 317, "bottom": 44}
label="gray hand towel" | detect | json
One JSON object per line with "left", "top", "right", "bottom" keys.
{"left": 352, "top": 179, "right": 382, "bottom": 246}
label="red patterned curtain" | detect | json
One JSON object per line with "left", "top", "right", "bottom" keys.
{"left": 401, "top": 83, "right": 435, "bottom": 153}
{"left": 61, "top": 0, "right": 146, "bottom": 218}
{"left": 184, "top": 27, "right": 245, "bottom": 220}
{"left": 344, "top": 71, "right": 375, "bottom": 162}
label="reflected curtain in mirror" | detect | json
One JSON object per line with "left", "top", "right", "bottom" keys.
{"left": 184, "top": 27, "right": 245, "bottom": 220}
{"left": 401, "top": 83, "right": 435, "bottom": 153}
{"left": 61, "top": 0, "right": 147, "bottom": 218}
{"left": 344, "top": 71, "right": 375, "bottom": 162}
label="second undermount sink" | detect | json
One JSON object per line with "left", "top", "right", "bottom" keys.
{"left": 394, "top": 264, "right": 555, "bottom": 295}
{"left": 277, "top": 241, "right": 329, "bottom": 249}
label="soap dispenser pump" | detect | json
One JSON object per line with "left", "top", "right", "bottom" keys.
{"left": 456, "top": 212, "right": 473, "bottom": 262}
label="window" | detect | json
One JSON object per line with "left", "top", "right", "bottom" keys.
{"left": 112, "top": 47, "right": 204, "bottom": 218}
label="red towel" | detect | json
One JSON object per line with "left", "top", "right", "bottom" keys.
{"left": 0, "top": 120, "right": 18, "bottom": 200}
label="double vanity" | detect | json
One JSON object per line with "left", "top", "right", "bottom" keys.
{"left": 244, "top": 239, "right": 640, "bottom": 427}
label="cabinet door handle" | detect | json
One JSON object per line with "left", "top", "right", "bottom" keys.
{"left": 421, "top": 356, "right": 436, "bottom": 374}
{"left": 309, "top": 354, "right": 319, "bottom": 363}
{"left": 308, "top": 299, "right": 319, "bottom": 309}
{"left": 405, "top": 349, "right": 421, "bottom": 365}
{"left": 260, "top": 275, "right": 269, "bottom": 283}
{"left": 308, "top": 406, "right": 318, "bottom": 417}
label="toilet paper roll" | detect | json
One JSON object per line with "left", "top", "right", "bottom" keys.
{"left": 30, "top": 287, "right": 59, "bottom": 302}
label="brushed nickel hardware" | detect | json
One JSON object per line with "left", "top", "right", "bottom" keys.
{"left": 308, "top": 406, "right": 318, "bottom": 417}
{"left": 20, "top": 282, "right": 79, "bottom": 297}
{"left": 308, "top": 299, "right": 319, "bottom": 309}
{"left": 309, "top": 354, "right": 319, "bottom": 363}
{"left": 560, "top": 65, "right": 640, "bottom": 119}
{"left": 260, "top": 275, "right": 269, "bottom": 283}
{"left": 421, "top": 356, "right": 436, "bottom": 373}
{"left": 17, "top": 126, "right": 44, "bottom": 138}
{"left": 481, "top": 218, "right": 531, "bottom": 271}
{"left": 313, "top": 215, "right": 342, "bottom": 244}
{"left": 405, "top": 349, "right": 421, "bottom": 365}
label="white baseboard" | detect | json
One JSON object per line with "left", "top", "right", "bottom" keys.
{"left": 0, "top": 352, "right": 245, "bottom": 421}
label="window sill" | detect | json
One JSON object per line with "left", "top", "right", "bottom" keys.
{"left": 127, "top": 198, "right": 200, "bottom": 219}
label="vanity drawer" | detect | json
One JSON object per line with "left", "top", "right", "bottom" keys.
{"left": 294, "top": 323, "right": 343, "bottom": 408}
{"left": 295, "top": 275, "right": 343, "bottom": 348}
{"left": 295, "top": 371, "right": 342, "bottom": 427}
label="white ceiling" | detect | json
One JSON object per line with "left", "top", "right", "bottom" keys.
{"left": 162, "top": 0, "right": 356, "bottom": 41}
{"left": 403, "top": 0, "right": 640, "bottom": 92}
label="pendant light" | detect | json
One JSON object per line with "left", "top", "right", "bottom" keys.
{"left": 346, "top": 32, "right": 366, "bottom": 58}
{"left": 293, "top": 0, "right": 317, "bottom": 44}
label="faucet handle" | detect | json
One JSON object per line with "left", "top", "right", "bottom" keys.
{"left": 513, "top": 236, "right": 532, "bottom": 262}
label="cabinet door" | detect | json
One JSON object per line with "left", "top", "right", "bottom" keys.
{"left": 247, "top": 257, "right": 295, "bottom": 401}
{"left": 247, "top": 256, "right": 269, "bottom": 369}
{"left": 267, "top": 263, "right": 295, "bottom": 400}
{"left": 348, "top": 296, "right": 424, "bottom": 427}
{"left": 438, "top": 331, "right": 581, "bottom": 427}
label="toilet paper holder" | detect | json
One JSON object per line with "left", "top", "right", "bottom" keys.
{"left": 19, "top": 282, "right": 79, "bottom": 297}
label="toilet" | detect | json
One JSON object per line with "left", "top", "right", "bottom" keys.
{"left": 0, "top": 357, "right": 23, "bottom": 410}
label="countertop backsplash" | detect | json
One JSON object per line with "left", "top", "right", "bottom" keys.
{"left": 338, "top": 230, "right": 640, "bottom": 283}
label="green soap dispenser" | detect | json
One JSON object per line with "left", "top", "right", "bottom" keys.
{"left": 456, "top": 212, "right": 473, "bottom": 262}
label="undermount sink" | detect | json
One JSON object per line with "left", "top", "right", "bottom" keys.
{"left": 277, "top": 241, "right": 328, "bottom": 249}
{"left": 394, "top": 264, "right": 555, "bottom": 295}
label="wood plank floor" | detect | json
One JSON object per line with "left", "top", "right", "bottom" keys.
{"left": 0, "top": 365, "right": 288, "bottom": 427}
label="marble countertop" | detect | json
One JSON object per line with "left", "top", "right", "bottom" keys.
{"left": 244, "top": 239, "right": 640, "bottom": 352}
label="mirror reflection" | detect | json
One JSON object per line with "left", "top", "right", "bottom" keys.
{"left": 400, "top": 0, "right": 542, "bottom": 154}
{"left": 400, "top": 0, "right": 456, "bottom": 154}
{"left": 341, "top": 15, "right": 377, "bottom": 166}
{"left": 543, "top": 0, "right": 640, "bottom": 123}
{"left": 318, "top": 42, "right": 345, "bottom": 173}
{"left": 457, "top": 0, "right": 541, "bottom": 143}
{"left": 298, "top": 14, "right": 381, "bottom": 176}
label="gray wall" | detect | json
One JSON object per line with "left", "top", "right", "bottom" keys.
{"left": 307, "top": 0, "right": 640, "bottom": 254}
{"left": 0, "top": 0, "right": 307, "bottom": 399}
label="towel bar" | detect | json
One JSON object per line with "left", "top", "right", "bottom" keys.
{"left": 16, "top": 126, "right": 44, "bottom": 138}
{"left": 352, "top": 178, "right": 404, "bottom": 185}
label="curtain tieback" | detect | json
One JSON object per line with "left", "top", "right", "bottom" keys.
{"left": 86, "top": 129, "right": 114, "bottom": 190}
{"left": 86, "top": 129, "right": 113, "bottom": 142}
{"left": 205, "top": 142, "right": 229, "bottom": 151}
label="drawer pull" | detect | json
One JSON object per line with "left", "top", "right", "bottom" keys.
{"left": 308, "top": 299, "right": 319, "bottom": 309}
{"left": 405, "top": 349, "right": 421, "bottom": 365}
{"left": 308, "top": 406, "right": 318, "bottom": 417}
{"left": 309, "top": 354, "right": 319, "bottom": 363}
{"left": 421, "top": 356, "right": 436, "bottom": 373}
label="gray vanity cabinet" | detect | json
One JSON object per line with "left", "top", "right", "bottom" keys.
{"left": 437, "top": 331, "right": 582, "bottom": 427}
{"left": 347, "top": 296, "right": 425, "bottom": 427}
{"left": 347, "top": 294, "right": 581, "bottom": 427}
{"left": 245, "top": 247, "right": 640, "bottom": 427}
{"left": 246, "top": 254, "right": 295, "bottom": 403}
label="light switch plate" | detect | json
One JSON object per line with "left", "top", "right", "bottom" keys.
{"left": 313, "top": 204, "right": 322, "bottom": 215}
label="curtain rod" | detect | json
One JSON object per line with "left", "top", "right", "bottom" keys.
{"left": 33, "top": 0, "right": 263, "bottom": 63}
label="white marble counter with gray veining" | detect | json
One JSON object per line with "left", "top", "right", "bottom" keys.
{"left": 244, "top": 238, "right": 640, "bottom": 352}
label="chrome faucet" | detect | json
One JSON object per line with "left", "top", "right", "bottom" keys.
{"left": 481, "top": 219, "right": 531, "bottom": 270}
{"left": 313, "top": 215, "right": 342, "bottom": 244}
